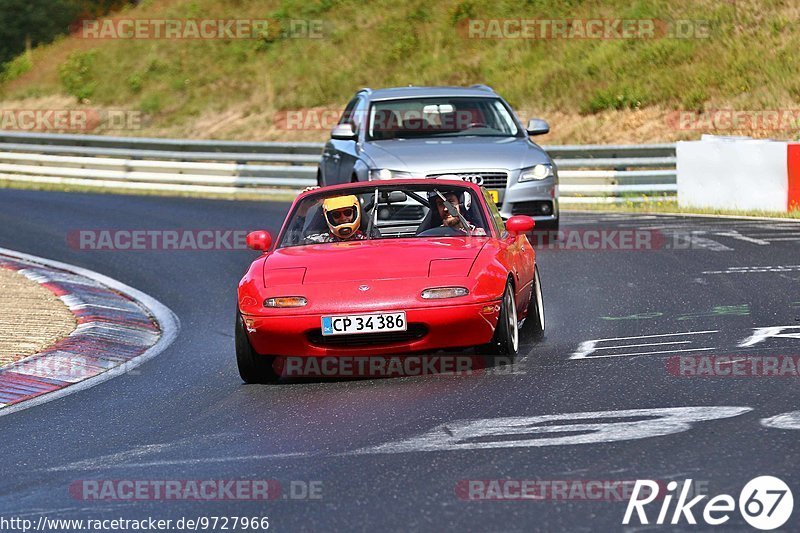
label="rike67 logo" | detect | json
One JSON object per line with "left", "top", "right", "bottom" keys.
{"left": 623, "top": 476, "right": 793, "bottom": 530}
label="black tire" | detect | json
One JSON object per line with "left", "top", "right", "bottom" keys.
{"left": 235, "top": 313, "right": 279, "bottom": 384}
{"left": 488, "top": 281, "right": 519, "bottom": 357}
{"left": 525, "top": 265, "right": 545, "bottom": 339}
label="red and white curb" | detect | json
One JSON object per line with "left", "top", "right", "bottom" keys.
{"left": 0, "top": 247, "right": 179, "bottom": 417}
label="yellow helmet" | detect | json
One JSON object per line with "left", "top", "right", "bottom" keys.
{"left": 322, "top": 195, "right": 361, "bottom": 239}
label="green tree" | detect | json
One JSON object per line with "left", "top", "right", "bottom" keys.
{"left": 0, "top": 0, "right": 134, "bottom": 66}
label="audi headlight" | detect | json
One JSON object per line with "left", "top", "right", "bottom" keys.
{"left": 421, "top": 287, "right": 469, "bottom": 299}
{"left": 518, "top": 164, "right": 554, "bottom": 182}
{"left": 368, "top": 169, "right": 414, "bottom": 180}
{"left": 264, "top": 296, "right": 307, "bottom": 308}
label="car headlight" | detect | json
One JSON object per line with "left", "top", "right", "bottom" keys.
{"left": 518, "top": 164, "right": 554, "bottom": 182}
{"left": 421, "top": 287, "right": 469, "bottom": 299}
{"left": 264, "top": 296, "right": 307, "bottom": 308}
{"left": 369, "top": 169, "right": 414, "bottom": 180}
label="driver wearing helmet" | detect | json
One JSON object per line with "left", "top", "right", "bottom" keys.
{"left": 304, "top": 194, "right": 368, "bottom": 243}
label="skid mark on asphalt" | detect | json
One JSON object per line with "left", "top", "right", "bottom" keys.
{"left": 43, "top": 433, "right": 314, "bottom": 472}
{"left": 46, "top": 443, "right": 178, "bottom": 472}
{"left": 600, "top": 305, "right": 750, "bottom": 322}
{"left": 91, "top": 453, "right": 313, "bottom": 470}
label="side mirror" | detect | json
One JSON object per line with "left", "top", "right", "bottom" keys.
{"left": 246, "top": 230, "right": 272, "bottom": 251}
{"left": 526, "top": 118, "right": 550, "bottom": 136}
{"left": 331, "top": 123, "right": 357, "bottom": 140}
{"left": 505, "top": 215, "right": 535, "bottom": 235}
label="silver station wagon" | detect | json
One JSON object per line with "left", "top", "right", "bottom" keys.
{"left": 318, "top": 85, "right": 559, "bottom": 229}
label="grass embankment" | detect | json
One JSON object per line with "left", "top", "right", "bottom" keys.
{"left": 2, "top": 0, "right": 800, "bottom": 216}
{"left": 1, "top": 0, "right": 799, "bottom": 143}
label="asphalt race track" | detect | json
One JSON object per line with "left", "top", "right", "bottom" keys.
{"left": 0, "top": 188, "right": 798, "bottom": 531}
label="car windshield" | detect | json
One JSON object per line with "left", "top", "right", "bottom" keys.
{"left": 278, "top": 184, "right": 490, "bottom": 248}
{"left": 366, "top": 97, "right": 520, "bottom": 140}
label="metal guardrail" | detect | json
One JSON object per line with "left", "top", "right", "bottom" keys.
{"left": 0, "top": 131, "right": 677, "bottom": 202}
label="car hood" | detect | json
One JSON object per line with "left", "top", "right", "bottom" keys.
{"left": 363, "top": 136, "right": 549, "bottom": 173}
{"left": 263, "top": 238, "right": 487, "bottom": 285}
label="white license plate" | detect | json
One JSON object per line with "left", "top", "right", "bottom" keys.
{"left": 321, "top": 312, "right": 406, "bottom": 336}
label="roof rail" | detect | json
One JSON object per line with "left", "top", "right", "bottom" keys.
{"left": 469, "top": 84, "right": 494, "bottom": 92}
{"left": 357, "top": 87, "right": 373, "bottom": 94}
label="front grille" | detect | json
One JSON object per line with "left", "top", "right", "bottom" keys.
{"left": 307, "top": 324, "right": 428, "bottom": 347}
{"left": 426, "top": 172, "right": 508, "bottom": 189}
{"left": 511, "top": 201, "right": 554, "bottom": 216}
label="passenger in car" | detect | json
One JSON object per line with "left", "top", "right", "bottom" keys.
{"left": 285, "top": 190, "right": 369, "bottom": 244}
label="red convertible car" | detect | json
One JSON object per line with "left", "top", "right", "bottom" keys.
{"left": 236, "top": 179, "right": 545, "bottom": 383}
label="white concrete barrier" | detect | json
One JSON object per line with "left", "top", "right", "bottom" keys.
{"left": 677, "top": 136, "right": 800, "bottom": 212}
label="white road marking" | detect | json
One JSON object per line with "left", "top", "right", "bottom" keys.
{"left": 66, "top": 303, "right": 139, "bottom": 312}
{"left": 685, "top": 235, "right": 733, "bottom": 251}
{"left": 665, "top": 232, "right": 734, "bottom": 251}
{"left": 760, "top": 411, "right": 800, "bottom": 430}
{"left": 579, "top": 347, "right": 718, "bottom": 359}
{"left": 350, "top": 407, "right": 752, "bottom": 454}
{"left": 739, "top": 325, "right": 800, "bottom": 347}
{"left": 715, "top": 358, "right": 748, "bottom": 365}
{"left": 59, "top": 294, "right": 85, "bottom": 309}
{"left": 571, "top": 331, "right": 718, "bottom": 359}
{"left": 586, "top": 330, "right": 718, "bottom": 342}
{"left": 702, "top": 265, "right": 800, "bottom": 275}
{"left": 712, "top": 231, "right": 770, "bottom": 245}
{"left": 595, "top": 341, "right": 692, "bottom": 351}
